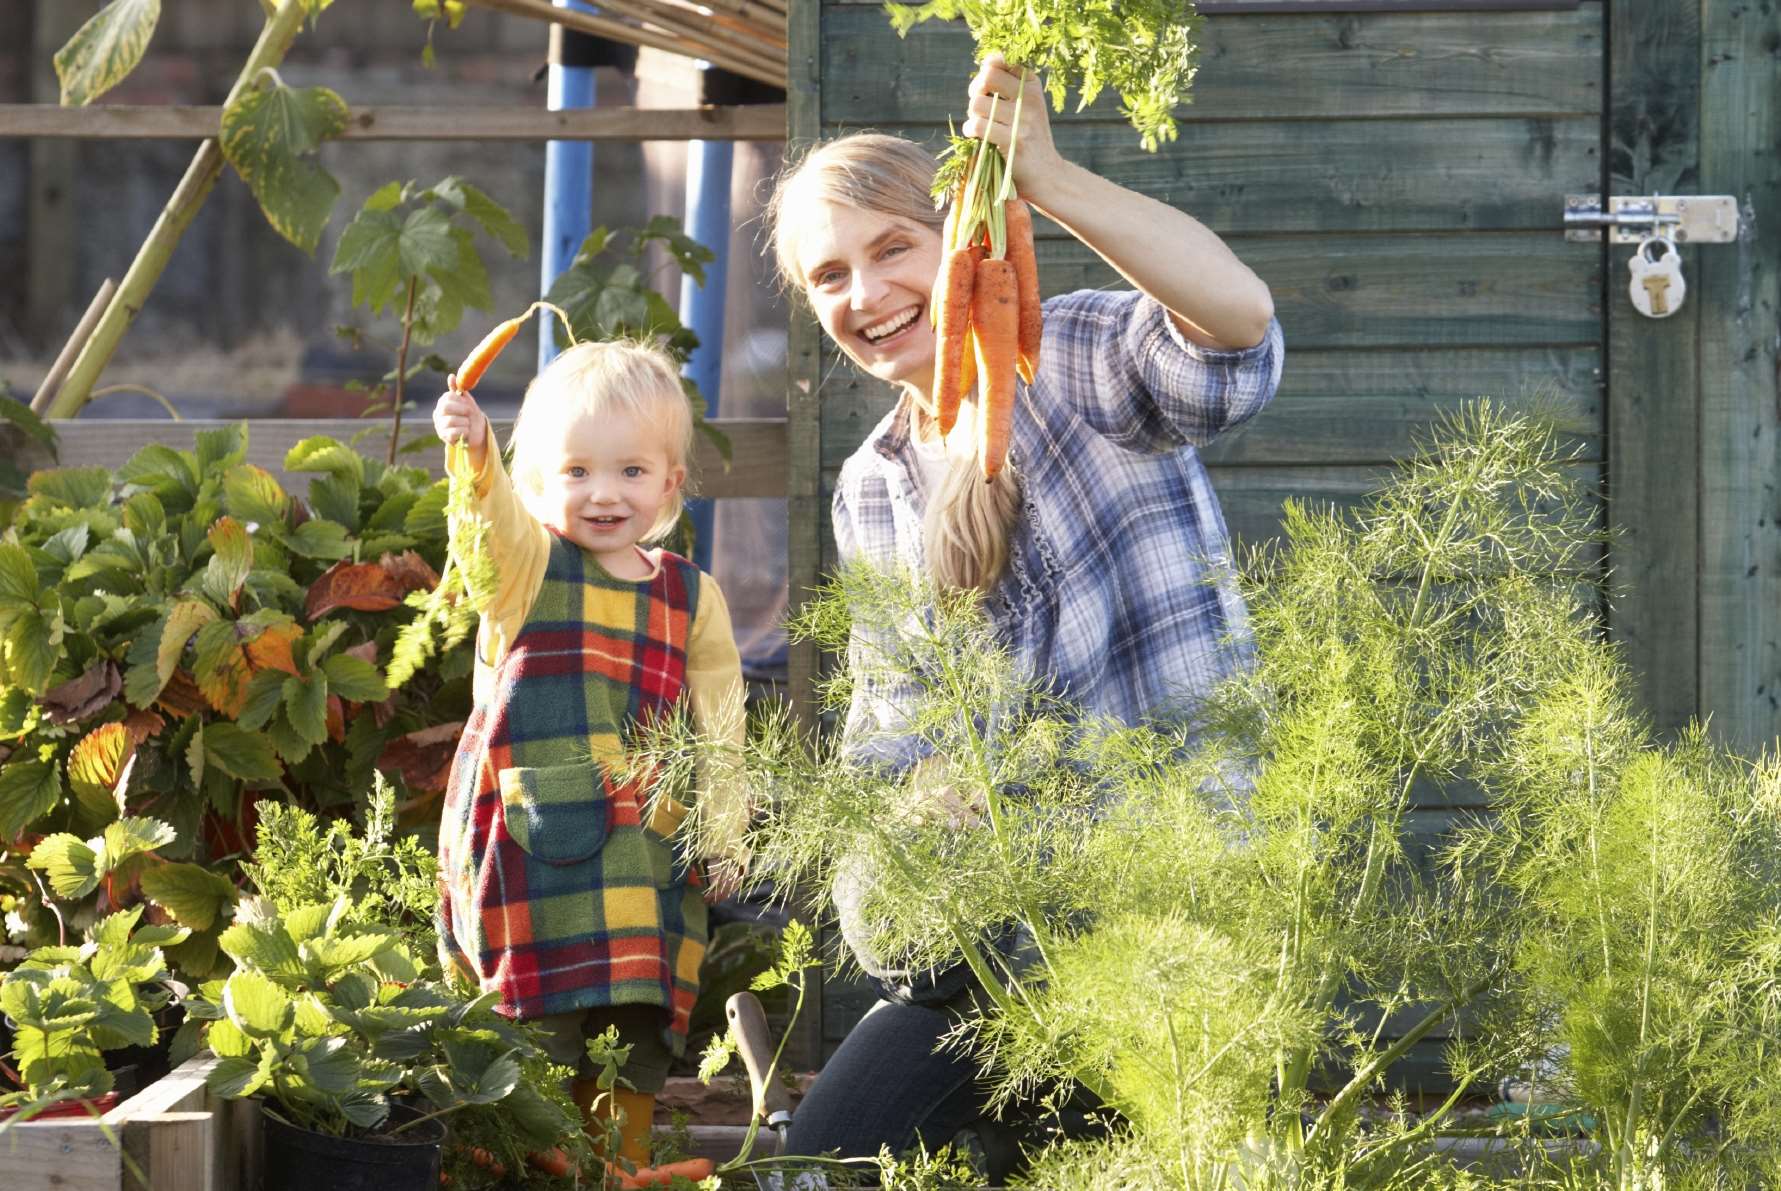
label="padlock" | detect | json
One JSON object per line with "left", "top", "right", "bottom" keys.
{"left": 1627, "top": 235, "right": 1686, "bottom": 319}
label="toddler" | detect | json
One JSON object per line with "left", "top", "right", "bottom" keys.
{"left": 432, "top": 339, "right": 748, "bottom": 1168}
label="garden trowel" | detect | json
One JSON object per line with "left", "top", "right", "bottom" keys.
{"left": 727, "top": 991, "right": 822, "bottom": 1190}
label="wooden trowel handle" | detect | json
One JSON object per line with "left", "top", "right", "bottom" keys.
{"left": 726, "top": 991, "right": 794, "bottom": 1121}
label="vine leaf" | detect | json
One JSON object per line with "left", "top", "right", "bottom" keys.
{"left": 221, "top": 77, "right": 350, "bottom": 255}
{"left": 55, "top": 0, "right": 161, "bottom": 108}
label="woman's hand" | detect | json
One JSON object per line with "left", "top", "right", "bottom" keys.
{"left": 434, "top": 382, "right": 488, "bottom": 464}
{"left": 703, "top": 851, "right": 748, "bottom": 902}
{"left": 962, "top": 52, "right": 1065, "bottom": 205}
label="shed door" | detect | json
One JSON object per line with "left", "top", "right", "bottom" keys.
{"left": 1605, "top": 1, "right": 1780, "bottom": 755}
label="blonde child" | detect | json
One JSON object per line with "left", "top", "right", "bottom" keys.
{"left": 431, "top": 339, "right": 748, "bottom": 1168}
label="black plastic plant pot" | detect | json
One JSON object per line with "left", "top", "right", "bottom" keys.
{"left": 260, "top": 1103, "right": 446, "bottom": 1191}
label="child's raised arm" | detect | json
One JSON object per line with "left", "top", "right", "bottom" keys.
{"left": 432, "top": 386, "right": 549, "bottom": 678}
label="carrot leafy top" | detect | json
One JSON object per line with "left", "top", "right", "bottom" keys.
{"left": 885, "top": 0, "right": 1203, "bottom": 153}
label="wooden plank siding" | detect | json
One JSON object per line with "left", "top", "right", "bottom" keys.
{"left": 1695, "top": 0, "right": 1781, "bottom": 754}
{"left": 1606, "top": 3, "right": 1702, "bottom": 740}
{"left": 821, "top": 5, "right": 1600, "bottom": 123}
{"left": 804, "top": 2, "right": 1610, "bottom": 1073}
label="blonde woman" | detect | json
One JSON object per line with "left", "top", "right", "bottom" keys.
{"left": 769, "top": 55, "right": 1282, "bottom": 1179}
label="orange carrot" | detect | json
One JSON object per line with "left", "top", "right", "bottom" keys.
{"left": 620, "top": 1158, "right": 717, "bottom": 1187}
{"left": 466, "top": 1148, "right": 506, "bottom": 1178}
{"left": 972, "top": 257, "right": 1019, "bottom": 480}
{"left": 932, "top": 246, "right": 979, "bottom": 436}
{"left": 526, "top": 1147, "right": 574, "bottom": 1178}
{"left": 933, "top": 188, "right": 963, "bottom": 330}
{"left": 1004, "top": 198, "right": 1043, "bottom": 385}
{"left": 454, "top": 314, "right": 527, "bottom": 393}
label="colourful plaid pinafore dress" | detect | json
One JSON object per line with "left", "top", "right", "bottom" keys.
{"left": 437, "top": 534, "right": 707, "bottom": 1046}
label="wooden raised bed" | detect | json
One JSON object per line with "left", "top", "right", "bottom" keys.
{"left": 10, "top": 417, "right": 790, "bottom": 502}
{"left": 4, "top": 1056, "right": 258, "bottom": 1191}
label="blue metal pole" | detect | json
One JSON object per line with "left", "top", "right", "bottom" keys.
{"left": 679, "top": 127, "right": 733, "bottom": 572}
{"left": 540, "top": 0, "right": 599, "bottom": 373}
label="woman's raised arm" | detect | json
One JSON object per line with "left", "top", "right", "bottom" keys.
{"left": 963, "top": 53, "right": 1275, "bottom": 352}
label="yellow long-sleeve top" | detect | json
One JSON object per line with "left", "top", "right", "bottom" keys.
{"left": 461, "top": 429, "right": 750, "bottom": 862}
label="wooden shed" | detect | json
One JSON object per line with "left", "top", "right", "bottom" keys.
{"left": 784, "top": 0, "right": 1780, "bottom": 1065}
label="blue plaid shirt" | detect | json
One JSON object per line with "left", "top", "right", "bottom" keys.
{"left": 832, "top": 288, "right": 1285, "bottom": 771}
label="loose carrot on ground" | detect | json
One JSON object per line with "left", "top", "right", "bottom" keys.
{"left": 619, "top": 1158, "right": 717, "bottom": 1187}
{"left": 932, "top": 245, "right": 980, "bottom": 436}
{"left": 525, "top": 1147, "right": 574, "bottom": 1178}
{"left": 1003, "top": 198, "right": 1043, "bottom": 384}
{"left": 971, "top": 257, "right": 1019, "bottom": 480}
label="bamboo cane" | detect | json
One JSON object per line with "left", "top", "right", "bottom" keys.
{"left": 31, "top": 278, "right": 115, "bottom": 414}
{"left": 640, "top": 0, "right": 786, "bottom": 49}
{"left": 464, "top": 0, "right": 783, "bottom": 87}
{"left": 46, "top": 0, "right": 311, "bottom": 419}
{"left": 594, "top": 0, "right": 783, "bottom": 72}
{"left": 692, "top": 0, "right": 785, "bottom": 40}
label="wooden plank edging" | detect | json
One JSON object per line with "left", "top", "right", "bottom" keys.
{"left": 15, "top": 417, "right": 789, "bottom": 501}
{"left": 5, "top": 1055, "right": 226, "bottom": 1191}
{"left": 0, "top": 104, "right": 786, "bottom": 142}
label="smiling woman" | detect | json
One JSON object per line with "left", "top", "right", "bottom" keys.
{"left": 764, "top": 53, "right": 1285, "bottom": 1185}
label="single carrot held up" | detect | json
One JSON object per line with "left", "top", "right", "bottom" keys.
{"left": 971, "top": 257, "right": 1019, "bottom": 480}
{"left": 453, "top": 316, "right": 525, "bottom": 393}
{"left": 454, "top": 300, "right": 577, "bottom": 393}
{"left": 1003, "top": 197, "right": 1043, "bottom": 384}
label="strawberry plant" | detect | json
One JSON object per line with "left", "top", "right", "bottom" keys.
{"left": 0, "top": 426, "right": 473, "bottom": 982}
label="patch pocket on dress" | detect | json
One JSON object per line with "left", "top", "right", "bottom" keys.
{"left": 497, "top": 764, "right": 609, "bottom": 864}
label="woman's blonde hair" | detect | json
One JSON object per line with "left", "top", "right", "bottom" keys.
{"left": 508, "top": 338, "right": 695, "bottom": 545}
{"left": 768, "top": 132, "right": 1022, "bottom": 595}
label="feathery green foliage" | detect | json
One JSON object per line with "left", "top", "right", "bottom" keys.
{"left": 635, "top": 399, "right": 1644, "bottom": 1186}
{"left": 1456, "top": 668, "right": 1781, "bottom": 1185}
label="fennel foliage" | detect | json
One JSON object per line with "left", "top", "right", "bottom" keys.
{"left": 642, "top": 400, "right": 1781, "bottom": 1187}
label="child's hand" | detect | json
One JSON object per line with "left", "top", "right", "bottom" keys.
{"left": 434, "top": 381, "right": 487, "bottom": 455}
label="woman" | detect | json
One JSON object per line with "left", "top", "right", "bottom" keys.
{"left": 767, "top": 53, "right": 1283, "bottom": 1177}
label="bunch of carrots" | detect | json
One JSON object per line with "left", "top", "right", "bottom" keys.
{"left": 930, "top": 80, "right": 1043, "bottom": 482}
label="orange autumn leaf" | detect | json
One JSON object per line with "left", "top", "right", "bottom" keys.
{"left": 156, "top": 670, "right": 208, "bottom": 717}
{"left": 196, "top": 642, "right": 253, "bottom": 718}
{"left": 245, "top": 622, "right": 303, "bottom": 676}
{"left": 122, "top": 708, "right": 166, "bottom": 746}
{"left": 305, "top": 561, "right": 405, "bottom": 621}
{"left": 68, "top": 723, "right": 135, "bottom": 811}
{"left": 379, "top": 550, "right": 440, "bottom": 594}
{"left": 326, "top": 694, "right": 346, "bottom": 744}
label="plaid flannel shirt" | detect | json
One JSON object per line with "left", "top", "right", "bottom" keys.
{"left": 832, "top": 289, "right": 1285, "bottom": 772}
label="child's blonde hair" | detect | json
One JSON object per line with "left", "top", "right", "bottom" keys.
{"left": 508, "top": 339, "right": 695, "bottom": 545}
{"left": 768, "top": 132, "right": 1023, "bottom": 596}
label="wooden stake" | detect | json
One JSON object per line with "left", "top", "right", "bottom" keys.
{"left": 31, "top": 277, "right": 115, "bottom": 414}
